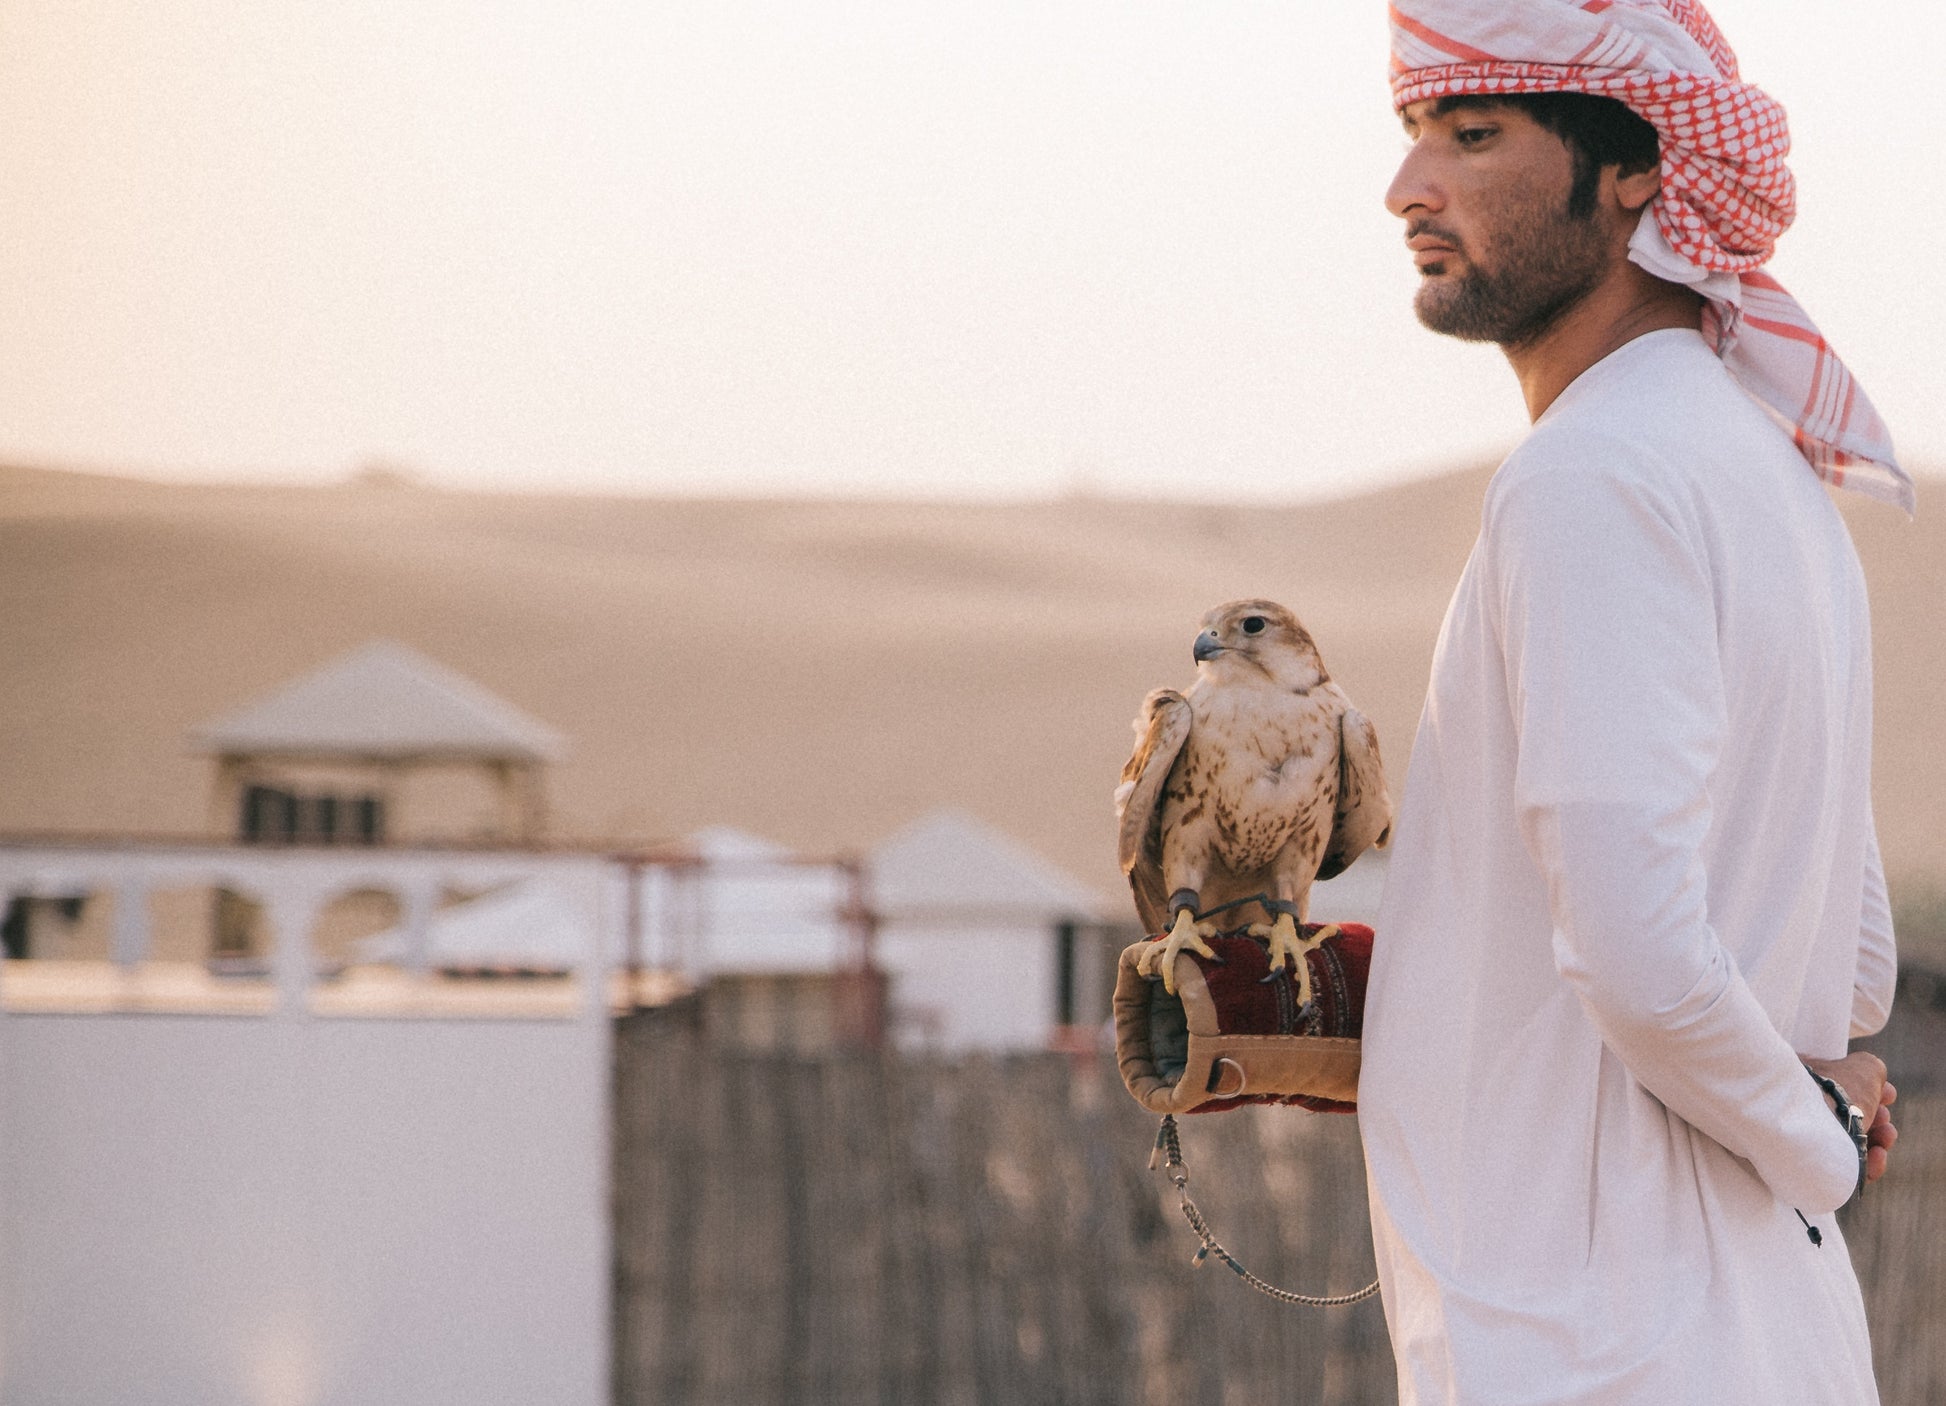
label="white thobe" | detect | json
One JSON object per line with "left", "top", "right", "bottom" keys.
{"left": 1359, "top": 329, "right": 1897, "bottom": 1406}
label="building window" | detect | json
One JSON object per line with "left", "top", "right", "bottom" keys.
{"left": 240, "top": 786, "right": 298, "bottom": 844}
{"left": 239, "top": 787, "right": 384, "bottom": 846}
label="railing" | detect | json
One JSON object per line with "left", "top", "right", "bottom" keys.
{"left": 0, "top": 835, "right": 885, "bottom": 1024}
{"left": 0, "top": 836, "right": 619, "bottom": 1019}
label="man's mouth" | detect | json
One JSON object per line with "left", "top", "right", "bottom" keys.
{"left": 1407, "top": 227, "right": 1461, "bottom": 272}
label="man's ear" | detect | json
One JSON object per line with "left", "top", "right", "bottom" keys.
{"left": 1613, "top": 163, "right": 1660, "bottom": 214}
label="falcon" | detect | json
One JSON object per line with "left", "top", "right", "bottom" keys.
{"left": 1115, "top": 599, "right": 1392, "bottom": 1000}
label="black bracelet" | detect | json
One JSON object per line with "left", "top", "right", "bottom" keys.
{"left": 1807, "top": 1068, "right": 1868, "bottom": 1204}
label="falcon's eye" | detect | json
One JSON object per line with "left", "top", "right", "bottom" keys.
{"left": 1241, "top": 616, "right": 1267, "bottom": 635}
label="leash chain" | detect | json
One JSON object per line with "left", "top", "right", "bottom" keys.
{"left": 1150, "top": 1115, "right": 1381, "bottom": 1308}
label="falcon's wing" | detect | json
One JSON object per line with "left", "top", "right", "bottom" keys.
{"left": 1316, "top": 706, "right": 1392, "bottom": 882}
{"left": 1114, "top": 689, "right": 1193, "bottom": 934}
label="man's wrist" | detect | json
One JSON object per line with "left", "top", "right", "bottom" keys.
{"left": 1806, "top": 1066, "right": 1867, "bottom": 1203}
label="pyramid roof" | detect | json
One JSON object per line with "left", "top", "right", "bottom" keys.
{"left": 867, "top": 809, "right": 1107, "bottom": 921}
{"left": 191, "top": 640, "right": 566, "bottom": 763}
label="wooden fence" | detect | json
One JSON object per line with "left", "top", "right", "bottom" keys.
{"left": 613, "top": 1014, "right": 1946, "bottom": 1406}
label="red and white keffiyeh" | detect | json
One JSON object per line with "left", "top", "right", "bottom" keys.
{"left": 1390, "top": 0, "right": 1915, "bottom": 513}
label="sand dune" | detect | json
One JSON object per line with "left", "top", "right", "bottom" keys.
{"left": 2, "top": 461, "right": 1939, "bottom": 908}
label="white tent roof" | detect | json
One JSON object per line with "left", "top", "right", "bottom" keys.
{"left": 191, "top": 640, "right": 566, "bottom": 762}
{"left": 357, "top": 879, "right": 597, "bottom": 969}
{"left": 867, "top": 810, "right": 1107, "bottom": 921}
{"left": 354, "top": 828, "right": 856, "bottom": 976}
{"left": 644, "top": 826, "right": 853, "bottom": 976}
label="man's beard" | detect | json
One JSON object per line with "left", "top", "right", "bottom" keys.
{"left": 1412, "top": 199, "right": 1609, "bottom": 347}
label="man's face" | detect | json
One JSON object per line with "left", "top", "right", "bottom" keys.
{"left": 1387, "top": 99, "right": 1611, "bottom": 346}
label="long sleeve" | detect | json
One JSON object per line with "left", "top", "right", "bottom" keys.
{"left": 1488, "top": 447, "right": 1861, "bottom": 1214}
{"left": 1852, "top": 820, "right": 1897, "bottom": 1038}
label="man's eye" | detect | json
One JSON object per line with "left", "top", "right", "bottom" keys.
{"left": 1455, "top": 126, "right": 1497, "bottom": 147}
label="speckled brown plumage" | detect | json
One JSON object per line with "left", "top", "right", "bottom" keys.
{"left": 1115, "top": 599, "right": 1393, "bottom": 937}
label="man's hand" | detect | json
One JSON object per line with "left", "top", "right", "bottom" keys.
{"left": 1802, "top": 1051, "right": 1898, "bottom": 1184}
{"left": 1865, "top": 1095, "right": 1897, "bottom": 1183}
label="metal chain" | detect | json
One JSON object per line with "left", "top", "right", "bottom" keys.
{"left": 1150, "top": 1115, "right": 1381, "bottom": 1308}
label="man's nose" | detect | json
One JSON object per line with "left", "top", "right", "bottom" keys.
{"left": 1385, "top": 143, "right": 1443, "bottom": 220}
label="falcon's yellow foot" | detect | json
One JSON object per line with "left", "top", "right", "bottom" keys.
{"left": 1247, "top": 914, "right": 1338, "bottom": 1009}
{"left": 1138, "top": 908, "right": 1221, "bottom": 996}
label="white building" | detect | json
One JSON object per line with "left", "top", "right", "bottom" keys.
{"left": 867, "top": 810, "right": 1113, "bottom": 1052}
{"left": 192, "top": 639, "right": 566, "bottom": 849}
{"left": 357, "top": 812, "right": 1117, "bottom": 1053}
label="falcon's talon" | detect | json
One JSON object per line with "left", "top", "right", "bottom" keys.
{"left": 1254, "top": 912, "right": 1330, "bottom": 1009}
{"left": 1193, "top": 921, "right": 1228, "bottom": 961}
{"left": 1244, "top": 919, "right": 1291, "bottom": 970}
{"left": 1139, "top": 908, "right": 1220, "bottom": 995}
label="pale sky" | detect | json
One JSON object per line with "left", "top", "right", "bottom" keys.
{"left": 2, "top": 1, "right": 1940, "bottom": 501}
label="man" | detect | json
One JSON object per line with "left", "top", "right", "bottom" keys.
{"left": 1357, "top": 3, "right": 1909, "bottom": 1402}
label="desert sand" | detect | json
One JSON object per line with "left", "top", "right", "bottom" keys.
{"left": 2, "top": 461, "right": 1939, "bottom": 909}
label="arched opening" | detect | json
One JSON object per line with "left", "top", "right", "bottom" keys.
{"left": 309, "top": 887, "right": 405, "bottom": 975}
{"left": 1, "top": 889, "right": 112, "bottom": 961}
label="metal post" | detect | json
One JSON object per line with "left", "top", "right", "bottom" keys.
{"left": 622, "top": 854, "right": 644, "bottom": 1008}
{"left": 835, "top": 856, "right": 883, "bottom": 1050}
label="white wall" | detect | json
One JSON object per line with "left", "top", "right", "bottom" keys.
{"left": 0, "top": 1010, "right": 610, "bottom": 1406}
{"left": 0, "top": 843, "right": 612, "bottom": 1406}
{"left": 877, "top": 920, "right": 1057, "bottom": 1052}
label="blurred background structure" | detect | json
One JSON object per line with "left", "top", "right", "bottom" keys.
{"left": 2, "top": 2, "right": 1943, "bottom": 1402}
{"left": 193, "top": 640, "right": 565, "bottom": 848}
{"left": 4, "top": 467, "right": 1941, "bottom": 1406}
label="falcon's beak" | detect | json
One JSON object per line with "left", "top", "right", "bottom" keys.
{"left": 1193, "top": 630, "right": 1223, "bottom": 663}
